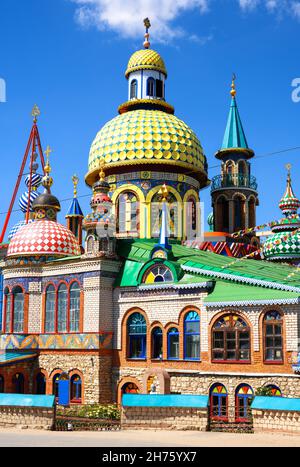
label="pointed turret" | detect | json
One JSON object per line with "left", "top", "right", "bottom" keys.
{"left": 211, "top": 76, "right": 259, "bottom": 234}
{"left": 66, "top": 175, "right": 84, "bottom": 246}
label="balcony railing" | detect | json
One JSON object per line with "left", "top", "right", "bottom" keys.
{"left": 211, "top": 174, "right": 258, "bottom": 193}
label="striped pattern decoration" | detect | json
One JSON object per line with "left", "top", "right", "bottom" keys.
{"left": 25, "top": 173, "right": 42, "bottom": 188}
{"left": 19, "top": 190, "right": 40, "bottom": 213}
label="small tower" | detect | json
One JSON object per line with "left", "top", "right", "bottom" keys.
{"left": 263, "top": 165, "right": 300, "bottom": 263}
{"left": 211, "top": 76, "right": 259, "bottom": 236}
{"left": 66, "top": 175, "right": 84, "bottom": 247}
{"left": 125, "top": 18, "right": 167, "bottom": 103}
{"left": 83, "top": 162, "right": 116, "bottom": 258}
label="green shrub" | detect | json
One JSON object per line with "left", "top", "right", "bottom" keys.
{"left": 255, "top": 386, "right": 274, "bottom": 397}
{"left": 57, "top": 404, "right": 121, "bottom": 420}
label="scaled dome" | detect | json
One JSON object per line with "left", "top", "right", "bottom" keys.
{"left": 125, "top": 49, "right": 167, "bottom": 78}
{"left": 86, "top": 109, "right": 207, "bottom": 186}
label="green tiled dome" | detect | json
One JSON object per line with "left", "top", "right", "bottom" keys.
{"left": 263, "top": 230, "right": 300, "bottom": 260}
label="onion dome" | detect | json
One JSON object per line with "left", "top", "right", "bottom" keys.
{"left": 125, "top": 49, "right": 167, "bottom": 78}
{"left": 19, "top": 190, "right": 40, "bottom": 213}
{"left": 263, "top": 165, "right": 300, "bottom": 261}
{"left": 25, "top": 173, "right": 42, "bottom": 189}
{"left": 7, "top": 147, "right": 81, "bottom": 259}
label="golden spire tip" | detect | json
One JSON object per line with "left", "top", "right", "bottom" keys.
{"left": 32, "top": 104, "right": 40, "bottom": 122}
{"left": 143, "top": 17, "right": 151, "bottom": 49}
{"left": 230, "top": 73, "right": 236, "bottom": 98}
{"left": 72, "top": 174, "right": 79, "bottom": 198}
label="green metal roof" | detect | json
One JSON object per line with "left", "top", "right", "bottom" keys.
{"left": 222, "top": 96, "right": 249, "bottom": 150}
{"left": 122, "top": 394, "right": 208, "bottom": 408}
{"left": 116, "top": 239, "right": 300, "bottom": 292}
{"left": 251, "top": 396, "right": 300, "bottom": 412}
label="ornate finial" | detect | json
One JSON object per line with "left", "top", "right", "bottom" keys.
{"left": 230, "top": 73, "right": 236, "bottom": 98}
{"left": 286, "top": 163, "right": 292, "bottom": 175}
{"left": 42, "top": 145, "right": 53, "bottom": 190}
{"left": 159, "top": 183, "right": 169, "bottom": 202}
{"left": 99, "top": 158, "right": 106, "bottom": 182}
{"left": 72, "top": 174, "right": 79, "bottom": 198}
{"left": 32, "top": 104, "right": 40, "bottom": 123}
{"left": 143, "top": 18, "right": 151, "bottom": 49}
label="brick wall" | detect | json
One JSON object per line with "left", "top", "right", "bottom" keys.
{"left": 121, "top": 406, "right": 208, "bottom": 431}
{"left": 0, "top": 406, "right": 55, "bottom": 430}
{"left": 252, "top": 409, "right": 300, "bottom": 434}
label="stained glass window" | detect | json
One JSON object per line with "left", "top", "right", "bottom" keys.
{"left": 128, "top": 313, "right": 147, "bottom": 359}
{"left": 210, "top": 384, "right": 228, "bottom": 420}
{"left": 235, "top": 384, "right": 254, "bottom": 421}
{"left": 143, "top": 264, "right": 173, "bottom": 284}
{"left": 57, "top": 284, "right": 68, "bottom": 333}
{"left": 266, "top": 384, "right": 282, "bottom": 397}
{"left": 69, "top": 283, "right": 80, "bottom": 332}
{"left": 122, "top": 382, "right": 139, "bottom": 394}
{"left": 212, "top": 314, "right": 250, "bottom": 362}
{"left": 184, "top": 311, "right": 200, "bottom": 360}
{"left": 264, "top": 311, "right": 283, "bottom": 362}
{"left": 168, "top": 327, "right": 179, "bottom": 360}
{"left": 12, "top": 287, "right": 24, "bottom": 333}
{"left": 45, "top": 285, "right": 56, "bottom": 333}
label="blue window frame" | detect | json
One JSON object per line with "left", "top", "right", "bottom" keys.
{"left": 210, "top": 384, "right": 228, "bottom": 421}
{"left": 184, "top": 311, "right": 200, "bottom": 360}
{"left": 167, "top": 327, "right": 179, "bottom": 360}
{"left": 151, "top": 327, "right": 163, "bottom": 359}
{"left": 71, "top": 375, "right": 82, "bottom": 403}
{"left": 128, "top": 313, "right": 147, "bottom": 359}
{"left": 45, "top": 285, "right": 56, "bottom": 333}
{"left": 235, "top": 384, "right": 254, "bottom": 421}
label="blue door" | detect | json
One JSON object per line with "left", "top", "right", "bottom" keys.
{"left": 58, "top": 378, "right": 70, "bottom": 406}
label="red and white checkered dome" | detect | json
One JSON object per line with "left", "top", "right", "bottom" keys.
{"left": 7, "top": 220, "right": 81, "bottom": 258}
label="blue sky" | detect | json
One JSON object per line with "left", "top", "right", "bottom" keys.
{"left": 1, "top": 0, "right": 300, "bottom": 238}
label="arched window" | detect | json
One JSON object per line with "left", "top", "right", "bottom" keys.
{"left": 86, "top": 235, "right": 95, "bottom": 254}
{"left": 127, "top": 312, "right": 147, "bottom": 359}
{"left": 167, "top": 327, "right": 179, "bottom": 360}
{"left": 70, "top": 374, "right": 82, "bottom": 403}
{"left": 12, "top": 373, "right": 24, "bottom": 394}
{"left": 147, "top": 77, "right": 155, "bottom": 97}
{"left": 212, "top": 314, "right": 250, "bottom": 362}
{"left": 186, "top": 197, "right": 197, "bottom": 240}
{"left": 130, "top": 79, "right": 138, "bottom": 99}
{"left": 265, "top": 384, "right": 282, "bottom": 397}
{"left": 58, "top": 284, "right": 68, "bottom": 333}
{"left": 216, "top": 196, "right": 229, "bottom": 232}
{"left": 12, "top": 286, "right": 24, "bottom": 333}
{"left": 248, "top": 197, "right": 256, "bottom": 228}
{"left": 117, "top": 192, "right": 139, "bottom": 235}
{"left": 234, "top": 196, "right": 245, "bottom": 231}
{"left": 151, "top": 191, "right": 178, "bottom": 238}
{"left": 4, "top": 288, "right": 11, "bottom": 333}
{"left": 36, "top": 372, "right": 46, "bottom": 395}
{"left": 210, "top": 384, "right": 228, "bottom": 421}
{"left": 263, "top": 311, "right": 283, "bottom": 362}
{"left": 69, "top": 283, "right": 81, "bottom": 332}
{"left": 184, "top": 311, "right": 200, "bottom": 360}
{"left": 45, "top": 285, "right": 56, "bottom": 333}
{"left": 0, "top": 375, "right": 4, "bottom": 393}
{"left": 122, "top": 382, "right": 139, "bottom": 394}
{"left": 143, "top": 264, "right": 174, "bottom": 284}
{"left": 151, "top": 327, "right": 163, "bottom": 359}
{"left": 235, "top": 384, "right": 254, "bottom": 422}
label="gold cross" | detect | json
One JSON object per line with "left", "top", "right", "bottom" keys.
{"left": 45, "top": 145, "right": 52, "bottom": 161}
{"left": 144, "top": 18, "right": 151, "bottom": 31}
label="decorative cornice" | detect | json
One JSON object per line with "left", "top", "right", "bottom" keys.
{"left": 205, "top": 297, "right": 300, "bottom": 308}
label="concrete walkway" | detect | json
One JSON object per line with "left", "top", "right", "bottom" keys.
{"left": 0, "top": 429, "right": 299, "bottom": 447}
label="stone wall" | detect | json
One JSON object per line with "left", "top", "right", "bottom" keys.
{"left": 121, "top": 406, "right": 208, "bottom": 431}
{"left": 252, "top": 409, "right": 300, "bottom": 434}
{"left": 0, "top": 406, "right": 55, "bottom": 430}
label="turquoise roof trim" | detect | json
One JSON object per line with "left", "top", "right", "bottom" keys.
{"left": 252, "top": 396, "right": 300, "bottom": 412}
{"left": 0, "top": 394, "right": 55, "bottom": 408}
{"left": 122, "top": 394, "right": 209, "bottom": 408}
{"left": 222, "top": 97, "right": 249, "bottom": 150}
{"left": 0, "top": 351, "right": 37, "bottom": 366}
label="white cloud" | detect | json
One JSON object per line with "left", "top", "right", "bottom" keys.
{"left": 71, "top": 0, "right": 300, "bottom": 44}
{"left": 72, "top": 0, "right": 210, "bottom": 43}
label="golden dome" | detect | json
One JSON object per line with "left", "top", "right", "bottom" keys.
{"left": 86, "top": 109, "right": 207, "bottom": 186}
{"left": 125, "top": 49, "right": 167, "bottom": 78}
